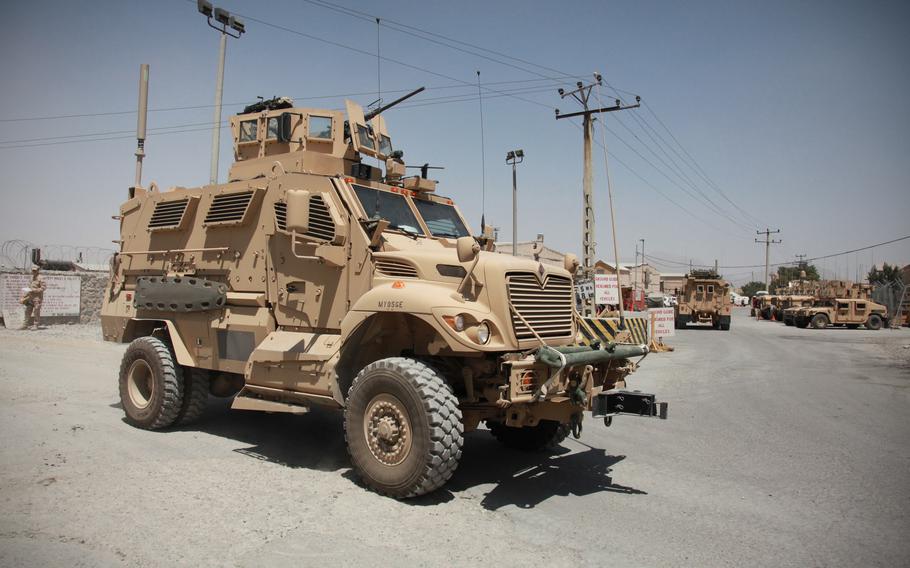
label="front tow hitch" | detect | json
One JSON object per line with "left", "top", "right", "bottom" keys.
{"left": 592, "top": 390, "right": 668, "bottom": 421}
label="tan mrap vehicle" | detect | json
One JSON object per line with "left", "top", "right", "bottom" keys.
{"left": 101, "top": 90, "right": 667, "bottom": 498}
{"left": 674, "top": 270, "right": 732, "bottom": 330}
{"left": 793, "top": 298, "right": 889, "bottom": 330}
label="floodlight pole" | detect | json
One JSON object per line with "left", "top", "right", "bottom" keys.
{"left": 199, "top": 2, "right": 245, "bottom": 185}
{"left": 506, "top": 150, "right": 524, "bottom": 256}
{"left": 209, "top": 31, "right": 227, "bottom": 185}
{"left": 556, "top": 76, "right": 638, "bottom": 316}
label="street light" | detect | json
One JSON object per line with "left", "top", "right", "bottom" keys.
{"left": 197, "top": 0, "right": 245, "bottom": 185}
{"left": 505, "top": 149, "right": 524, "bottom": 256}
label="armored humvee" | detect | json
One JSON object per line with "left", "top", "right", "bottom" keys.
{"left": 794, "top": 298, "right": 888, "bottom": 329}
{"left": 674, "top": 270, "right": 732, "bottom": 330}
{"left": 101, "top": 89, "right": 667, "bottom": 498}
{"left": 780, "top": 295, "right": 816, "bottom": 326}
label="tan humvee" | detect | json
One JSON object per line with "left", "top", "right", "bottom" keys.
{"left": 102, "top": 91, "right": 666, "bottom": 498}
{"left": 674, "top": 270, "right": 732, "bottom": 330}
{"left": 779, "top": 295, "right": 815, "bottom": 326}
{"left": 794, "top": 298, "right": 888, "bottom": 329}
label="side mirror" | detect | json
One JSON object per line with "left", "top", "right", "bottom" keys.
{"left": 564, "top": 253, "right": 579, "bottom": 274}
{"left": 277, "top": 113, "right": 294, "bottom": 143}
{"left": 456, "top": 236, "right": 480, "bottom": 263}
{"left": 286, "top": 190, "right": 310, "bottom": 233}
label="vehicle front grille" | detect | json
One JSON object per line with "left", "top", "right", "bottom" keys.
{"left": 375, "top": 258, "right": 418, "bottom": 278}
{"left": 507, "top": 272, "right": 574, "bottom": 341}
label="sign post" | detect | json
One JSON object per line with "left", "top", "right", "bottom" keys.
{"left": 647, "top": 306, "right": 676, "bottom": 352}
{"left": 593, "top": 273, "right": 619, "bottom": 306}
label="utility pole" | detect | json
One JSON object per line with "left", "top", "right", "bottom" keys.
{"left": 755, "top": 228, "right": 782, "bottom": 290}
{"left": 505, "top": 150, "right": 524, "bottom": 256}
{"left": 556, "top": 74, "right": 639, "bottom": 315}
{"left": 640, "top": 238, "right": 647, "bottom": 291}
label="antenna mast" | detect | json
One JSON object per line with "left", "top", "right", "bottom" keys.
{"left": 134, "top": 64, "right": 149, "bottom": 190}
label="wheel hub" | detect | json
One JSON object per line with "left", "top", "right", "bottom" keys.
{"left": 126, "top": 359, "right": 154, "bottom": 410}
{"left": 364, "top": 395, "right": 411, "bottom": 466}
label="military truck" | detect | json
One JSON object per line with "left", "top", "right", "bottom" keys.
{"left": 674, "top": 270, "right": 732, "bottom": 330}
{"left": 794, "top": 298, "right": 888, "bottom": 329}
{"left": 780, "top": 295, "right": 816, "bottom": 326}
{"left": 101, "top": 89, "right": 667, "bottom": 498}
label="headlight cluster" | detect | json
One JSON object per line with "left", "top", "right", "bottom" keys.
{"left": 443, "top": 314, "right": 493, "bottom": 345}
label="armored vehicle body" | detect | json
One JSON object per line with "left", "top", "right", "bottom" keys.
{"left": 102, "top": 89, "right": 666, "bottom": 498}
{"left": 778, "top": 295, "right": 815, "bottom": 326}
{"left": 674, "top": 270, "right": 732, "bottom": 330}
{"left": 794, "top": 298, "right": 888, "bottom": 329}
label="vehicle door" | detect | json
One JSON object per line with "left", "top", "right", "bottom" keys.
{"left": 267, "top": 174, "right": 352, "bottom": 330}
{"left": 853, "top": 302, "right": 866, "bottom": 324}
{"left": 836, "top": 301, "right": 850, "bottom": 323}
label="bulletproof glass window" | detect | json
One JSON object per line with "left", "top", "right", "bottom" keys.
{"left": 357, "top": 124, "right": 375, "bottom": 150}
{"left": 856, "top": 302, "right": 866, "bottom": 311}
{"left": 352, "top": 184, "right": 424, "bottom": 236}
{"left": 413, "top": 199, "right": 470, "bottom": 239}
{"left": 696, "top": 285, "right": 705, "bottom": 294}
{"left": 266, "top": 117, "right": 280, "bottom": 139}
{"left": 239, "top": 120, "right": 258, "bottom": 142}
{"left": 378, "top": 134, "right": 393, "bottom": 156}
{"left": 308, "top": 116, "right": 333, "bottom": 140}
{"left": 707, "top": 285, "right": 714, "bottom": 294}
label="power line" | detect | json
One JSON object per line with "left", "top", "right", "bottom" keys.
{"left": 648, "top": 234, "right": 910, "bottom": 270}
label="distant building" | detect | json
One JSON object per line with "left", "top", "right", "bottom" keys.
{"left": 494, "top": 234, "right": 566, "bottom": 268}
{"left": 661, "top": 273, "right": 686, "bottom": 295}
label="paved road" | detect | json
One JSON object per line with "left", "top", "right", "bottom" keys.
{"left": 0, "top": 311, "right": 908, "bottom": 567}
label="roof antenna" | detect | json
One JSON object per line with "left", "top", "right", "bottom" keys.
{"left": 477, "top": 70, "right": 487, "bottom": 234}
{"left": 133, "top": 63, "right": 149, "bottom": 192}
{"left": 376, "top": 18, "right": 382, "bottom": 109}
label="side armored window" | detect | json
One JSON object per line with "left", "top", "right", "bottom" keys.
{"left": 696, "top": 285, "right": 704, "bottom": 293}
{"left": 266, "top": 117, "right": 280, "bottom": 139}
{"left": 239, "top": 120, "right": 258, "bottom": 142}
{"left": 707, "top": 285, "right": 714, "bottom": 293}
{"left": 308, "top": 116, "right": 333, "bottom": 140}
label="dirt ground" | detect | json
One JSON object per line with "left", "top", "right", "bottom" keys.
{"left": 0, "top": 311, "right": 908, "bottom": 567}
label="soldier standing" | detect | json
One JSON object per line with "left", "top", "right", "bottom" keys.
{"left": 20, "top": 266, "right": 47, "bottom": 330}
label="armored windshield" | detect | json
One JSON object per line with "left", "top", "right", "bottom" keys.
{"left": 352, "top": 184, "right": 424, "bottom": 236}
{"left": 413, "top": 199, "right": 470, "bottom": 238}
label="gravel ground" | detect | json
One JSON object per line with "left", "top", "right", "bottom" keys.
{"left": 0, "top": 311, "right": 908, "bottom": 567}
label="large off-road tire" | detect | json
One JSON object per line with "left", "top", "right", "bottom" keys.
{"left": 811, "top": 314, "right": 829, "bottom": 329}
{"left": 344, "top": 357, "right": 463, "bottom": 499}
{"left": 865, "top": 314, "right": 883, "bottom": 330}
{"left": 176, "top": 367, "right": 210, "bottom": 426}
{"left": 487, "top": 419, "right": 570, "bottom": 451}
{"left": 119, "top": 337, "right": 184, "bottom": 430}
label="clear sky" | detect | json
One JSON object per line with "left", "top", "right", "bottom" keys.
{"left": 1, "top": 0, "right": 908, "bottom": 284}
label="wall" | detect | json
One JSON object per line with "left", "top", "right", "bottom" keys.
{"left": 0, "top": 269, "right": 108, "bottom": 326}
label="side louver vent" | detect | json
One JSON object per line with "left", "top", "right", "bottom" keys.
{"left": 273, "top": 196, "right": 335, "bottom": 242}
{"left": 307, "top": 195, "right": 335, "bottom": 242}
{"left": 148, "top": 199, "right": 190, "bottom": 231}
{"left": 204, "top": 191, "right": 255, "bottom": 226}
{"left": 274, "top": 201, "right": 287, "bottom": 231}
{"left": 375, "top": 258, "right": 419, "bottom": 278}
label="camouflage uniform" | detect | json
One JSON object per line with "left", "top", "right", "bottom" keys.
{"left": 21, "top": 269, "right": 46, "bottom": 330}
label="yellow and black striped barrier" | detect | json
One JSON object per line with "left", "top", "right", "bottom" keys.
{"left": 577, "top": 316, "right": 650, "bottom": 346}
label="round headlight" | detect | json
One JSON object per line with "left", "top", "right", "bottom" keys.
{"left": 454, "top": 314, "right": 465, "bottom": 332}
{"left": 476, "top": 321, "right": 490, "bottom": 344}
